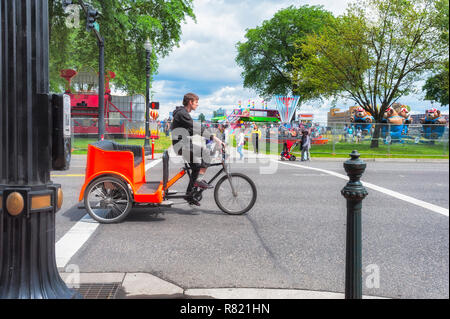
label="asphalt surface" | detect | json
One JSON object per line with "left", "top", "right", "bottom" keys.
{"left": 52, "top": 154, "right": 449, "bottom": 299}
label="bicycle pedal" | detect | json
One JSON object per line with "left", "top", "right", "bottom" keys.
{"left": 159, "top": 200, "right": 174, "bottom": 207}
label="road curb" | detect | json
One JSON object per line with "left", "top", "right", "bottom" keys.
{"left": 59, "top": 272, "right": 389, "bottom": 299}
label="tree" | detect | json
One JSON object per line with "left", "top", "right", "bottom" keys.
{"left": 423, "top": 61, "right": 449, "bottom": 106}
{"left": 198, "top": 113, "right": 206, "bottom": 122}
{"left": 49, "top": 0, "right": 195, "bottom": 94}
{"left": 235, "top": 5, "right": 334, "bottom": 100}
{"left": 423, "top": 0, "right": 449, "bottom": 106}
{"left": 293, "top": 0, "right": 449, "bottom": 147}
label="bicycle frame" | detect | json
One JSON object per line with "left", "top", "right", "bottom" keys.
{"left": 164, "top": 145, "right": 236, "bottom": 201}
{"left": 164, "top": 162, "right": 225, "bottom": 201}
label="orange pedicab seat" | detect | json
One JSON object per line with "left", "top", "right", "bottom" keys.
{"left": 79, "top": 140, "right": 164, "bottom": 204}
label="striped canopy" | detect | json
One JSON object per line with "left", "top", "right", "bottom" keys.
{"left": 274, "top": 96, "right": 300, "bottom": 123}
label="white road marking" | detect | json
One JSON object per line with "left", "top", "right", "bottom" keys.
{"left": 56, "top": 158, "right": 163, "bottom": 268}
{"left": 56, "top": 214, "right": 99, "bottom": 268}
{"left": 145, "top": 159, "right": 162, "bottom": 171}
{"left": 274, "top": 160, "right": 449, "bottom": 217}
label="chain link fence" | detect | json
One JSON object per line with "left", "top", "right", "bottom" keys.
{"left": 71, "top": 119, "right": 449, "bottom": 158}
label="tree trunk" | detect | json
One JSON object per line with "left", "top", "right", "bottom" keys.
{"left": 370, "top": 123, "right": 383, "bottom": 148}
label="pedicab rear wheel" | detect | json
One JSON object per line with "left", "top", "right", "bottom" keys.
{"left": 214, "top": 173, "right": 257, "bottom": 215}
{"left": 84, "top": 176, "right": 132, "bottom": 224}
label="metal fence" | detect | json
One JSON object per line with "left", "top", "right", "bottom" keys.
{"left": 70, "top": 119, "right": 449, "bottom": 157}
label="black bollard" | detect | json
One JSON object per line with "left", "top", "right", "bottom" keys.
{"left": 0, "top": 0, "right": 80, "bottom": 299}
{"left": 341, "top": 150, "right": 368, "bottom": 299}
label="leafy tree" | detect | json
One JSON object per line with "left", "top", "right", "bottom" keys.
{"left": 293, "top": 0, "right": 448, "bottom": 147}
{"left": 235, "top": 5, "right": 334, "bottom": 101}
{"left": 423, "top": 0, "right": 449, "bottom": 106}
{"left": 49, "top": 0, "right": 195, "bottom": 94}
{"left": 198, "top": 113, "right": 206, "bottom": 122}
{"left": 423, "top": 61, "right": 449, "bottom": 106}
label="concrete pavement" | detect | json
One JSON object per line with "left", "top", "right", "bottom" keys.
{"left": 58, "top": 272, "right": 388, "bottom": 299}
{"left": 60, "top": 150, "right": 402, "bottom": 299}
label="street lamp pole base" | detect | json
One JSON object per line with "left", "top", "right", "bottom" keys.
{"left": 144, "top": 139, "right": 151, "bottom": 156}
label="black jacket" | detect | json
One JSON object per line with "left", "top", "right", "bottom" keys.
{"left": 170, "top": 106, "right": 212, "bottom": 149}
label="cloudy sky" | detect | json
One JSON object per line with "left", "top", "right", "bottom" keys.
{"left": 151, "top": 0, "right": 449, "bottom": 122}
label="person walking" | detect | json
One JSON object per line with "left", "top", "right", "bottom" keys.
{"left": 164, "top": 120, "right": 170, "bottom": 137}
{"left": 251, "top": 124, "right": 261, "bottom": 153}
{"left": 347, "top": 125, "right": 354, "bottom": 143}
{"left": 301, "top": 130, "right": 311, "bottom": 161}
{"left": 236, "top": 126, "right": 245, "bottom": 160}
{"left": 356, "top": 127, "right": 362, "bottom": 143}
{"left": 217, "top": 124, "right": 226, "bottom": 143}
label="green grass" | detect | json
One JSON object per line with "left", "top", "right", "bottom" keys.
{"left": 72, "top": 135, "right": 173, "bottom": 155}
{"left": 261, "top": 139, "right": 449, "bottom": 159}
{"left": 72, "top": 135, "right": 448, "bottom": 159}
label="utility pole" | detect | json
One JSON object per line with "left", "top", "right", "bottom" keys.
{"left": 69, "top": 0, "right": 104, "bottom": 140}
{"left": 144, "top": 38, "right": 152, "bottom": 155}
{"left": 0, "top": 0, "right": 80, "bottom": 299}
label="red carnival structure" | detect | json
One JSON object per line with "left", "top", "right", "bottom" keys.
{"left": 60, "top": 68, "right": 147, "bottom": 138}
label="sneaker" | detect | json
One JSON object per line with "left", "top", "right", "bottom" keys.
{"left": 194, "top": 179, "right": 214, "bottom": 189}
{"left": 188, "top": 199, "right": 201, "bottom": 206}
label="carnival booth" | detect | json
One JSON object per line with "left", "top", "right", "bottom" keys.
{"left": 60, "top": 68, "right": 146, "bottom": 138}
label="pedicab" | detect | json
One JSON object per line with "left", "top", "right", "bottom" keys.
{"left": 79, "top": 140, "right": 257, "bottom": 223}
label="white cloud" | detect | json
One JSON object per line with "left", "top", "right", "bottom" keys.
{"left": 150, "top": 0, "right": 449, "bottom": 122}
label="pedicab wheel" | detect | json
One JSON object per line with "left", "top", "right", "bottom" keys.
{"left": 290, "top": 155, "right": 296, "bottom": 161}
{"left": 84, "top": 176, "right": 132, "bottom": 224}
{"left": 214, "top": 173, "right": 257, "bottom": 215}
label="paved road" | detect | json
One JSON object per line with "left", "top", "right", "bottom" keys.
{"left": 53, "top": 154, "right": 449, "bottom": 299}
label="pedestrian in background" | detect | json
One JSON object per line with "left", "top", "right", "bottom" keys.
{"left": 217, "top": 124, "right": 226, "bottom": 143}
{"left": 237, "top": 126, "right": 245, "bottom": 160}
{"left": 356, "top": 127, "right": 362, "bottom": 143}
{"left": 251, "top": 124, "right": 261, "bottom": 153}
{"left": 301, "top": 130, "right": 311, "bottom": 161}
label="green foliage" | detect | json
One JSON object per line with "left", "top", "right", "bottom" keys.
{"left": 294, "top": 0, "right": 449, "bottom": 122}
{"left": 423, "top": 60, "right": 449, "bottom": 106}
{"left": 423, "top": 0, "right": 449, "bottom": 106}
{"left": 235, "top": 5, "right": 334, "bottom": 100}
{"left": 198, "top": 113, "right": 206, "bottom": 122}
{"left": 49, "top": 0, "right": 195, "bottom": 94}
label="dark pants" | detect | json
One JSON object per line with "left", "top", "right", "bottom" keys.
{"left": 186, "top": 162, "right": 201, "bottom": 195}
{"left": 178, "top": 142, "right": 210, "bottom": 195}
{"left": 252, "top": 133, "right": 259, "bottom": 153}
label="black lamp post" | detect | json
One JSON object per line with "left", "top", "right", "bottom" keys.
{"left": 144, "top": 38, "right": 152, "bottom": 155}
{"left": 0, "top": 0, "right": 80, "bottom": 299}
{"left": 341, "top": 150, "right": 368, "bottom": 299}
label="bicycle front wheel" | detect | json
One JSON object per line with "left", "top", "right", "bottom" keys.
{"left": 214, "top": 173, "right": 257, "bottom": 215}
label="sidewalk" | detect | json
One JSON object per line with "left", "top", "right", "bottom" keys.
{"left": 59, "top": 272, "right": 387, "bottom": 299}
